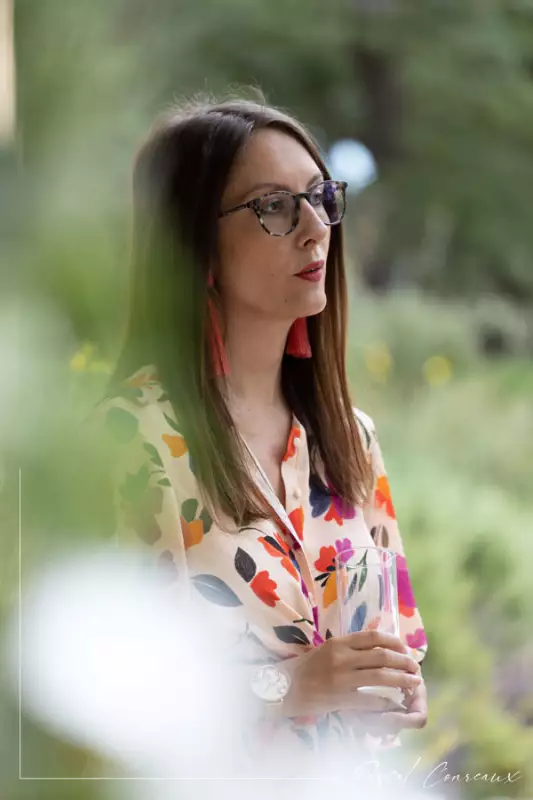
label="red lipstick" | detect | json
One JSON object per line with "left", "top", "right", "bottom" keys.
{"left": 295, "top": 260, "right": 324, "bottom": 281}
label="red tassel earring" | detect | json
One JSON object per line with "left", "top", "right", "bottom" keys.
{"left": 286, "top": 317, "right": 312, "bottom": 358}
{"left": 207, "top": 272, "right": 230, "bottom": 377}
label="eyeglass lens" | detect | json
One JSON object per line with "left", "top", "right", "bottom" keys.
{"left": 256, "top": 181, "right": 345, "bottom": 235}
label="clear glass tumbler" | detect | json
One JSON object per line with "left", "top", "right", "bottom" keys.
{"left": 336, "top": 545, "right": 405, "bottom": 707}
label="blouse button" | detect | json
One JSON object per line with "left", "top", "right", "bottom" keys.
{"left": 293, "top": 487, "right": 302, "bottom": 501}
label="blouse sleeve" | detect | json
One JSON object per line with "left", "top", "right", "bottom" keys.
{"left": 86, "top": 397, "right": 190, "bottom": 599}
{"left": 357, "top": 409, "right": 428, "bottom": 665}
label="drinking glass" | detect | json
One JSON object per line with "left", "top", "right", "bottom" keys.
{"left": 336, "top": 545, "right": 405, "bottom": 707}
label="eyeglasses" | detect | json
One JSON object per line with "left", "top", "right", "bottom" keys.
{"left": 218, "top": 179, "right": 348, "bottom": 237}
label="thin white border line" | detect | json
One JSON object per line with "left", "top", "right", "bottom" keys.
{"left": 18, "top": 467, "right": 22, "bottom": 781}
{"left": 16, "top": 466, "right": 251, "bottom": 782}
{"left": 15, "top": 466, "right": 257, "bottom": 782}
{"left": 18, "top": 778, "right": 261, "bottom": 781}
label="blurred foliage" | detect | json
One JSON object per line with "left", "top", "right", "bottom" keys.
{"left": 13, "top": 0, "right": 533, "bottom": 334}
{"left": 2, "top": 0, "right": 533, "bottom": 796}
{"left": 348, "top": 290, "right": 533, "bottom": 796}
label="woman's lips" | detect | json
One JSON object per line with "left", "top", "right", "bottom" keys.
{"left": 295, "top": 266, "right": 324, "bottom": 282}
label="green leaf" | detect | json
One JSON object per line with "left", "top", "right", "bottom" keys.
{"left": 163, "top": 412, "right": 182, "bottom": 435}
{"left": 143, "top": 442, "right": 164, "bottom": 468}
{"left": 381, "top": 526, "right": 390, "bottom": 548}
{"left": 105, "top": 407, "right": 139, "bottom": 443}
{"left": 158, "top": 477, "right": 171, "bottom": 487}
{"left": 181, "top": 497, "right": 199, "bottom": 522}
{"left": 146, "top": 486, "right": 163, "bottom": 515}
{"left": 119, "top": 464, "right": 150, "bottom": 504}
{"left": 130, "top": 512, "right": 161, "bottom": 546}
{"left": 199, "top": 507, "right": 213, "bottom": 534}
{"left": 346, "top": 572, "right": 358, "bottom": 603}
{"left": 359, "top": 566, "right": 368, "bottom": 592}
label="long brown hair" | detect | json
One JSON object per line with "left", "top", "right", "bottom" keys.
{"left": 109, "top": 92, "right": 373, "bottom": 528}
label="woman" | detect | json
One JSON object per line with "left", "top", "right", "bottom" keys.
{"left": 92, "top": 95, "right": 428, "bottom": 776}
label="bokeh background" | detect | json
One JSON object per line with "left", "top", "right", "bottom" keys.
{"left": 1, "top": 0, "right": 533, "bottom": 796}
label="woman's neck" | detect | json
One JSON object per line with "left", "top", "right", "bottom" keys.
{"left": 221, "top": 313, "right": 291, "bottom": 410}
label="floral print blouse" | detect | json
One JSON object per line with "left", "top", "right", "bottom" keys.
{"left": 90, "top": 364, "right": 427, "bottom": 776}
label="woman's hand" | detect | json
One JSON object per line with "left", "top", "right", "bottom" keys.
{"left": 351, "top": 677, "right": 428, "bottom": 738}
{"left": 278, "top": 629, "right": 423, "bottom": 719}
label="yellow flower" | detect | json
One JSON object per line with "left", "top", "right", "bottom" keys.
{"left": 423, "top": 355, "right": 453, "bottom": 386}
{"left": 364, "top": 342, "right": 392, "bottom": 383}
{"left": 70, "top": 342, "right": 109, "bottom": 373}
{"left": 69, "top": 351, "right": 87, "bottom": 372}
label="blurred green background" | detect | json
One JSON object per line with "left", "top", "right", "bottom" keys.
{"left": 2, "top": 0, "right": 533, "bottom": 796}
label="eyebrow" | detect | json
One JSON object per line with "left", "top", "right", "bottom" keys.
{"left": 243, "top": 171, "right": 325, "bottom": 198}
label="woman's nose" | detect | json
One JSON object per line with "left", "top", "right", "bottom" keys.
{"left": 296, "top": 198, "right": 330, "bottom": 243}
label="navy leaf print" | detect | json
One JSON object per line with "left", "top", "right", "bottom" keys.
{"left": 288, "top": 549, "right": 301, "bottom": 575}
{"left": 294, "top": 729, "right": 315, "bottom": 750}
{"left": 262, "top": 535, "right": 286, "bottom": 555}
{"left": 317, "top": 714, "right": 331, "bottom": 740}
{"left": 349, "top": 602, "right": 368, "bottom": 633}
{"left": 325, "top": 628, "right": 333, "bottom": 640}
{"left": 274, "top": 625, "right": 311, "bottom": 646}
{"left": 143, "top": 442, "right": 163, "bottom": 468}
{"left": 192, "top": 574, "right": 242, "bottom": 607}
{"left": 309, "top": 482, "right": 331, "bottom": 518}
{"left": 234, "top": 547, "right": 257, "bottom": 583}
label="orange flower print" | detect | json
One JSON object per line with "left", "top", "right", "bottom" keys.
{"left": 289, "top": 506, "right": 304, "bottom": 541}
{"left": 314, "top": 545, "right": 337, "bottom": 574}
{"left": 180, "top": 499, "right": 213, "bottom": 550}
{"left": 313, "top": 545, "right": 337, "bottom": 609}
{"left": 250, "top": 571, "right": 280, "bottom": 607}
{"left": 313, "top": 540, "right": 354, "bottom": 609}
{"left": 181, "top": 517, "right": 204, "bottom": 549}
{"left": 322, "top": 575, "right": 338, "bottom": 608}
{"left": 283, "top": 425, "right": 301, "bottom": 462}
{"left": 162, "top": 433, "right": 188, "bottom": 458}
{"left": 258, "top": 533, "right": 299, "bottom": 581}
{"left": 374, "top": 475, "right": 396, "bottom": 519}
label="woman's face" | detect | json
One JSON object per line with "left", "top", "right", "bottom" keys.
{"left": 216, "top": 128, "right": 331, "bottom": 324}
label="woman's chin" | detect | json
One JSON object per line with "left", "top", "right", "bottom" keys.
{"left": 300, "top": 290, "right": 327, "bottom": 317}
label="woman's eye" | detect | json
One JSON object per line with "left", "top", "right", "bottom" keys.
{"left": 309, "top": 186, "right": 324, "bottom": 205}
{"left": 261, "top": 197, "right": 286, "bottom": 215}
